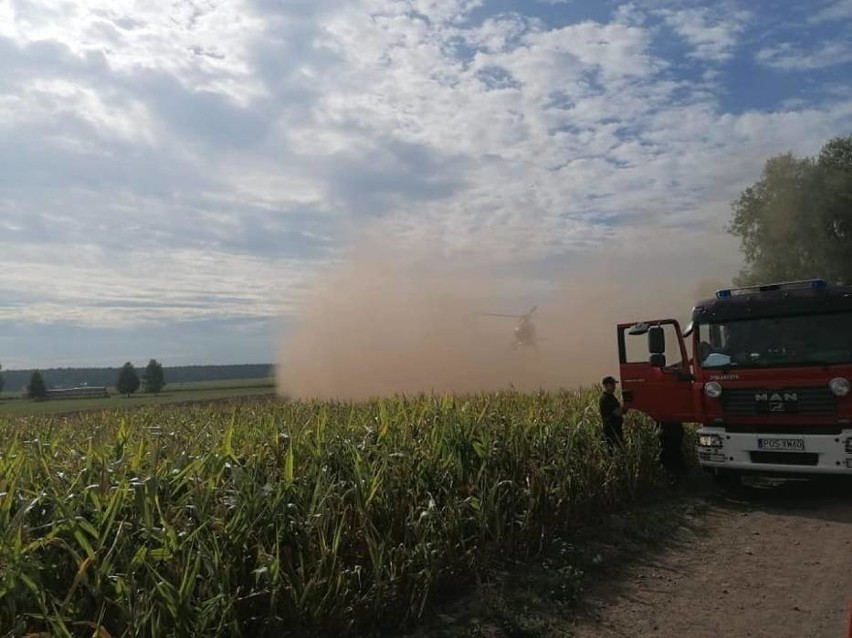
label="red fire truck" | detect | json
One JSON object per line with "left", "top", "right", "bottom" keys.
{"left": 617, "top": 279, "right": 852, "bottom": 482}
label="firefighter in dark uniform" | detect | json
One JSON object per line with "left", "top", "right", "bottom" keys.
{"left": 599, "top": 376, "right": 626, "bottom": 449}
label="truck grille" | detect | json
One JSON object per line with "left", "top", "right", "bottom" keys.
{"left": 749, "top": 452, "right": 819, "bottom": 466}
{"left": 720, "top": 387, "right": 837, "bottom": 416}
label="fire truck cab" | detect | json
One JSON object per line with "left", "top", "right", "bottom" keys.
{"left": 617, "top": 279, "right": 852, "bottom": 481}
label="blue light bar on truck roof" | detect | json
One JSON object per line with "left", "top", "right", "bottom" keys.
{"left": 715, "top": 279, "right": 827, "bottom": 299}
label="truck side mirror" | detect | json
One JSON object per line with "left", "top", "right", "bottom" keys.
{"left": 648, "top": 326, "right": 666, "bottom": 354}
{"left": 650, "top": 353, "right": 667, "bottom": 368}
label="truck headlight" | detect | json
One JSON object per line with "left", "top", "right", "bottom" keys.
{"left": 829, "top": 377, "right": 850, "bottom": 397}
{"left": 698, "top": 434, "right": 723, "bottom": 448}
{"left": 704, "top": 382, "right": 723, "bottom": 399}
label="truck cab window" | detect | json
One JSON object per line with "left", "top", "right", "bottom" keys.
{"left": 623, "top": 323, "right": 687, "bottom": 368}
{"left": 698, "top": 312, "right": 852, "bottom": 368}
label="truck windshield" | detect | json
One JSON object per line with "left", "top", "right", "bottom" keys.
{"left": 697, "top": 311, "right": 852, "bottom": 368}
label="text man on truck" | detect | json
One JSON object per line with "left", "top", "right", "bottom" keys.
{"left": 616, "top": 279, "right": 852, "bottom": 483}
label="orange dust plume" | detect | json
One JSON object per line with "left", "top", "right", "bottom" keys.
{"left": 276, "top": 240, "right": 737, "bottom": 401}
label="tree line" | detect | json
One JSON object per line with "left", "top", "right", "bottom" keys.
{"left": 23, "top": 360, "right": 166, "bottom": 401}
{"left": 0, "top": 363, "right": 273, "bottom": 396}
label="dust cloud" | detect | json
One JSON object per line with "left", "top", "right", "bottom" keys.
{"left": 276, "top": 240, "right": 736, "bottom": 401}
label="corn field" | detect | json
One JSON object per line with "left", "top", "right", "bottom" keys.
{"left": 0, "top": 389, "right": 678, "bottom": 637}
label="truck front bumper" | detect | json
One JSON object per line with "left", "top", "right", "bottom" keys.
{"left": 696, "top": 426, "right": 852, "bottom": 476}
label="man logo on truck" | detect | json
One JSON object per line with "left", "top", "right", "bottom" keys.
{"left": 754, "top": 392, "right": 798, "bottom": 402}
{"left": 755, "top": 392, "right": 798, "bottom": 413}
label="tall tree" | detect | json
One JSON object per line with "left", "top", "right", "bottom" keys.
{"left": 728, "top": 134, "right": 852, "bottom": 286}
{"left": 143, "top": 359, "right": 166, "bottom": 394}
{"left": 116, "top": 362, "right": 140, "bottom": 398}
{"left": 27, "top": 370, "right": 47, "bottom": 400}
{"left": 0, "top": 363, "right": 4, "bottom": 394}
{"left": 814, "top": 136, "right": 852, "bottom": 281}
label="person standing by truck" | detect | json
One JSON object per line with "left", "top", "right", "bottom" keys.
{"left": 599, "top": 376, "right": 626, "bottom": 450}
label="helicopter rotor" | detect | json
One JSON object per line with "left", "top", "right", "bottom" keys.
{"left": 475, "top": 312, "right": 525, "bottom": 319}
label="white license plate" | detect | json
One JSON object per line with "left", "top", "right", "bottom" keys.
{"left": 757, "top": 438, "right": 806, "bottom": 452}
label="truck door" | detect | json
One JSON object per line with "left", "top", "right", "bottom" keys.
{"left": 617, "top": 319, "right": 697, "bottom": 423}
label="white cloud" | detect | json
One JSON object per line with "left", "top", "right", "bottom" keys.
{"left": 0, "top": 0, "right": 266, "bottom": 103}
{"left": 211, "top": 157, "right": 329, "bottom": 211}
{"left": 659, "top": 6, "right": 749, "bottom": 62}
{"left": 464, "top": 13, "right": 531, "bottom": 54}
{"left": 410, "top": 0, "right": 484, "bottom": 23}
{"left": 291, "top": 3, "right": 848, "bottom": 267}
{"left": 5, "top": 78, "right": 158, "bottom": 144}
{"left": 808, "top": 0, "right": 852, "bottom": 24}
{"left": 0, "top": 243, "right": 321, "bottom": 327}
{"left": 756, "top": 41, "right": 852, "bottom": 71}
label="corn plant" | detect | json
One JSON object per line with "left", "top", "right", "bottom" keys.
{"left": 0, "top": 388, "right": 671, "bottom": 637}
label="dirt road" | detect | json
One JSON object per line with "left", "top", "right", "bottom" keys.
{"left": 571, "top": 478, "right": 852, "bottom": 638}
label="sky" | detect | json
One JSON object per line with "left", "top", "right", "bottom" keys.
{"left": 1, "top": 0, "right": 851, "bottom": 371}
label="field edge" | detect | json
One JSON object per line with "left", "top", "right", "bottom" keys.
{"left": 399, "top": 482, "right": 713, "bottom": 638}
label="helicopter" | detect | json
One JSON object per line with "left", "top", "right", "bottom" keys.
{"left": 475, "top": 305, "right": 539, "bottom": 349}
